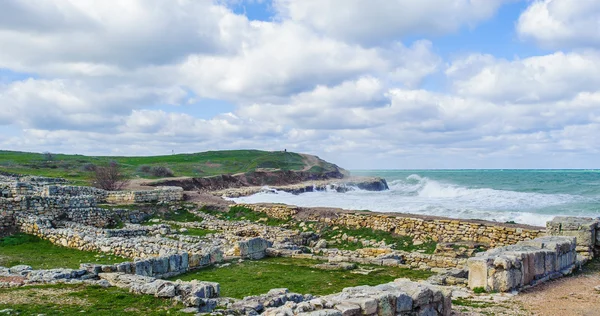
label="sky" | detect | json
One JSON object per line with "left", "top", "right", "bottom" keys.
{"left": 1, "top": 0, "right": 600, "bottom": 169}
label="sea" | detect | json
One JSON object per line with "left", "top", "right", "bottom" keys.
{"left": 230, "top": 170, "right": 600, "bottom": 227}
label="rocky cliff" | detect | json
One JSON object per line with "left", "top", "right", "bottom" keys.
{"left": 147, "top": 169, "right": 346, "bottom": 192}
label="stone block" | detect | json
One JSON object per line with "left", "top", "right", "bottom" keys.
{"left": 467, "top": 257, "right": 490, "bottom": 290}
{"left": 334, "top": 302, "right": 361, "bottom": 316}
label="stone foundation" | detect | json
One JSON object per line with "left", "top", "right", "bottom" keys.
{"left": 100, "top": 272, "right": 219, "bottom": 311}
{"left": 262, "top": 279, "right": 451, "bottom": 316}
{"left": 467, "top": 236, "right": 577, "bottom": 292}
{"left": 547, "top": 216, "right": 600, "bottom": 262}
{"left": 105, "top": 187, "right": 183, "bottom": 204}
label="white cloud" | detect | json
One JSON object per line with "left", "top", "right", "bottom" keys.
{"left": 0, "top": 0, "right": 599, "bottom": 168}
{"left": 0, "top": 0, "right": 242, "bottom": 72}
{"left": 0, "top": 79, "right": 187, "bottom": 130}
{"left": 446, "top": 51, "right": 600, "bottom": 103}
{"left": 517, "top": 0, "right": 600, "bottom": 49}
{"left": 274, "top": 0, "right": 511, "bottom": 45}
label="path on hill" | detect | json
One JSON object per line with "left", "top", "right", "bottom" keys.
{"left": 299, "top": 153, "right": 321, "bottom": 171}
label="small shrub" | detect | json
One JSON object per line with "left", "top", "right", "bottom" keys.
{"left": 137, "top": 165, "right": 152, "bottom": 173}
{"left": 150, "top": 166, "right": 174, "bottom": 177}
{"left": 91, "top": 161, "right": 130, "bottom": 191}
{"left": 42, "top": 152, "right": 55, "bottom": 161}
{"left": 137, "top": 165, "right": 175, "bottom": 177}
{"left": 80, "top": 163, "right": 97, "bottom": 172}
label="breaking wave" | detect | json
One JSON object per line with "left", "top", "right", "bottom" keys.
{"left": 231, "top": 173, "right": 597, "bottom": 226}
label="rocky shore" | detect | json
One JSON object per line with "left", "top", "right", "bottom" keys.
{"left": 212, "top": 176, "right": 389, "bottom": 198}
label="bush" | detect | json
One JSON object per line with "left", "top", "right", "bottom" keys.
{"left": 42, "top": 152, "right": 55, "bottom": 161}
{"left": 137, "top": 165, "right": 152, "bottom": 173}
{"left": 80, "top": 163, "right": 97, "bottom": 172}
{"left": 91, "top": 161, "right": 129, "bottom": 191}
{"left": 137, "top": 165, "right": 174, "bottom": 177}
{"left": 150, "top": 166, "right": 174, "bottom": 177}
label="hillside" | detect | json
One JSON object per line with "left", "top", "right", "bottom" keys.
{"left": 0, "top": 150, "right": 346, "bottom": 185}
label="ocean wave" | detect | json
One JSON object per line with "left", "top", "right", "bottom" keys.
{"left": 231, "top": 174, "right": 595, "bottom": 226}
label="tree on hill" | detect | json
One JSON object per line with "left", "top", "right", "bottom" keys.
{"left": 92, "top": 161, "right": 129, "bottom": 191}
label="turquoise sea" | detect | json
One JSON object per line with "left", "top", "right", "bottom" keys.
{"left": 231, "top": 170, "right": 600, "bottom": 227}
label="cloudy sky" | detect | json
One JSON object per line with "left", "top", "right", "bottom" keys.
{"left": 1, "top": 0, "right": 599, "bottom": 169}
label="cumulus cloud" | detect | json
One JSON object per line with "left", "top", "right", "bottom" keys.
{"left": 446, "top": 51, "right": 600, "bottom": 103}
{"left": 517, "top": 0, "right": 600, "bottom": 49}
{"left": 0, "top": 79, "right": 187, "bottom": 130}
{"left": 0, "top": 0, "right": 244, "bottom": 71}
{"left": 1, "top": 0, "right": 599, "bottom": 168}
{"left": 274, "top": 0, "right": 511, "bottom": 45}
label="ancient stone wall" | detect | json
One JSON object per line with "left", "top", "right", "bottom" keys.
{"left": 238, "top": 204, "right": 544, "bottom": 247}
{"left": 16, "top": 215, "right": 205, "bottom": 258}
{"left": 547, "top": 216, "right": 600, "bottom": 262}
{"left": 105, "top": 187, "right": 184, "bottom": 204}
{"left": 262, "top": 279, "right": 451, "bottom": 316}
{"left": 99, "top": 272, "right": 220, "bottom": 311}
{"left": 42, "top": 185, "right": 107, "bottom": 200}
{"left": 467, "top": 236, "right": 577, "bottom": 292}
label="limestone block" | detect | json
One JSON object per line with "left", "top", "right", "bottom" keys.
{"left": 467, "top": 257, "right": 491, "bottom": 290}
{"left": 334, "top": 303, "right": 361, "bottom": 316}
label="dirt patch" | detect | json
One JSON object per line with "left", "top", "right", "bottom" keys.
{"left": 0, "top": 276, "right": 25, "bottom": 285}
{"left": 183, "top": 191, "right": 231, "bottom": 210}
{"left": 513, "top": 263, "right": 600, "bottom": 316}
{"left": 0, "top": 288, "right": 89, "bottom": 306}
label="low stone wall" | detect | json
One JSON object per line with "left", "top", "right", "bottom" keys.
{"left": 16, "top": 215, "right": 208, "bottom": 259}
{"left": 42, "top": 185, "right": 107, "bottom": 200}
{"left": 273, "top": 247, "right": 467, "bottom": 270}
{"left": 262, "top": 279, "right": 451, "bottom": 316}
{"left": 99, "top": 272, "right": 219, "bottom": 311}
{"left": 82, "top": 250, "right": 222, "bottom": 279}
{"left": 105, "top": 187, "right": 184, "bottom": 204}
{"left": 0, "top": 182, "right": 43, "bottom": 197}
{"left": 547, "top": 216, "right": 599, "bottom": 262}
{"left": 238, "top": 204, "right": 544, "bottom": 247}
{"left": 467, "top": 236, "right": 577, "bottom": 292}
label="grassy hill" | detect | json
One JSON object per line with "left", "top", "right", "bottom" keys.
{"left": 0, "top": 150, "right": 342, "bottom": 185}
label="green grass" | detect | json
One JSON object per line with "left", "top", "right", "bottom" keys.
{"left": 172, "top": 257, "right": 433, "bottom": 299}
{"left": 204, "top": 206, "right": 292, "bottom": 227}
{"left": 0, "top": 284, "right": 187, "bottom": 315}
{"left": 169, "top": 224, "right": 217, "bottom": 237}
{"left": 452, "top": 298, "right": 496, "bottom": 308}
{"left": 472, "top": 287, "right": 486, "bottom": 294}
{"left": 0, "top": 234, "right": 129, "bottom": 269}
{"left": 319, "top": 226, "right": 437, "bottom": 254}
{"left": 141, "top": 207, "right": 203, "bottom": 225}
{"left": 0, "top": 149, "right": 337, "bottom": 183}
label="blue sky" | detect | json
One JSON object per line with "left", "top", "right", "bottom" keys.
{"left": 0, "top": 0, "right": 599, "bottom": 169}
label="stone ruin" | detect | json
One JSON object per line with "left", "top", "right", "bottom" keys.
{"left": 1, "top": 174, "right": 599, "bottom": 315}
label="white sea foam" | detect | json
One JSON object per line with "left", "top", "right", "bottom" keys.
{"left": 230, "top": 174, "right": 593, "bottom": 226}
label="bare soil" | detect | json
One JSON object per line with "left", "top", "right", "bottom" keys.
{"left": 513, "top": 259, "right": 600, "bottom": 316}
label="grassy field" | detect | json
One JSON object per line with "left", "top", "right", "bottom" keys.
{"left": 0, "top": 234, "right": 129, "bottom": 269}
{"left": 0, "top": 149, "right": 337, "bottom": 184}
{"left": 0, "top": 284, "right": 187, "bottom": 315}
{"left": 173, "top": 257, "right": 433, "bottom": 298}
{"left": 202, "top": 205, "right": 292, "bottom": 227}
{"left": 320, "top": 226, "right": 438, "bottom": 254}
